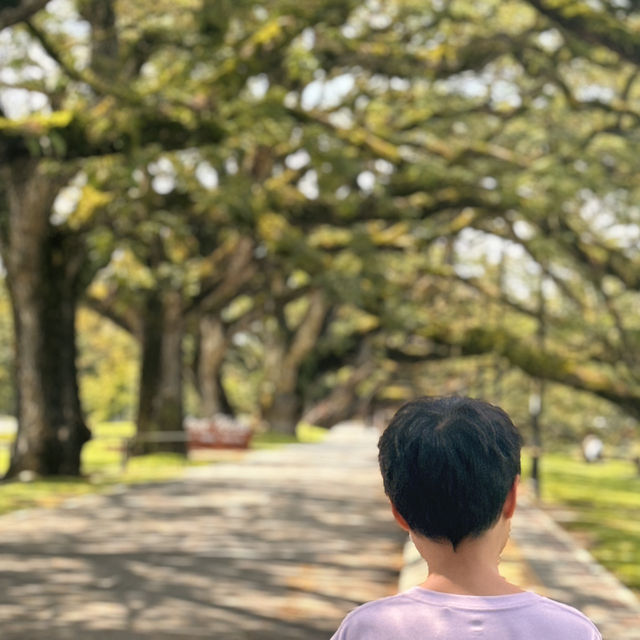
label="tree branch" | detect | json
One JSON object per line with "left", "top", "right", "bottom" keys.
{"left": 0, "top": 0, "right": 49, "bottom": 30}
{"left": 25, "top": 20, "right": 140, "bottom": 104}
{"left": 185, "top": 237, "right": 257, "bottom": 315}
{"left": 524, "top": 0, "right": 640, "bottom": 66}
{"left": 425, "top": 322, "right": 640, "bottom": 419}
{"left": 0, "top": 105, "right": 226, "bottom": 162}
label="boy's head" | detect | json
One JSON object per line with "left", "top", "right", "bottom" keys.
{"left": 378, "top": 396, "right": 522, "bottom": 550}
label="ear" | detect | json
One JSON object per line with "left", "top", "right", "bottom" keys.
{"left": 390, "top": 502, "right": 411, "bottom": 532}
{"left": 502, "top": 475, "right": 519, "bottom": 520}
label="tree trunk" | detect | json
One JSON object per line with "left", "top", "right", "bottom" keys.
{"left": 529, "top": 380, "right": 544, "bottom": 499}
{"left": 1, "top": 160, "right": 90, "bottom": 478}
{"left": 196, "top": 315, "right": 232, "bottom": 417}
{"left": 261, "top": 290, "right": 328, "bottom": 434}
{"left": 302, "top": 344, "right": 377, "bottom": 428}
{"left": 302, "top": 365, "right": 375, "bottom": 429}
{"left": 136, "top": 288, "right": 186, "bottom": 454}
{"left": 262, "top": 392, "right": 301, "bottom": 435}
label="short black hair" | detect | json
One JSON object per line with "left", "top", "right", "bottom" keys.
{"left": 378, "top": 396, "right": 522, "bottom": 550}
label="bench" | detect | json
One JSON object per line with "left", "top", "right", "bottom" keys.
{"left": 121, "top": 416, "right": 253, "bottom": 469}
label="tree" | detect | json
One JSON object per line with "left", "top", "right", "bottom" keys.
{"left": 0, "top": 0, "right": 226, "bottom": 474}
{"left": 3, "top": 0, "right": 640, "bottom": 476}
{"left": 0, "top": 158, "right": 92, "bottom": 476}
{"left": 204, "top": 0, "right": 640, "bottom": 437}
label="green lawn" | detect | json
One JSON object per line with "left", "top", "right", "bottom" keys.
{"left": 0, "top": 421, "right": 196, "bottom": 515}
{"left": 0, "top": 421, "right": 326, "bottom": 516}
{"left": 250, "top": 421, "right": 327, "bottom": 449}
{"left": 531, "top": 452, "right": 640, "bottom": 596}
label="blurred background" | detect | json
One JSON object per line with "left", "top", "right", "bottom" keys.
{"left": 1, "top": 0, "right": 640, "bottom": 634}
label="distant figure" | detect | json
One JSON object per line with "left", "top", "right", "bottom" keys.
{"left": 331, "top": 396, "right": 601, "bottom": 639}
{"left": 582, "top": 434, "right": 604, "bottom": 463}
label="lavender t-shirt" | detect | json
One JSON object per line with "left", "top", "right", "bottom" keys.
{"left": 331, "top": 587, "right": 602, "bottom": 639}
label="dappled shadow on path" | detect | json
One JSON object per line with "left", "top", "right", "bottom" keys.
{"left": 0, "top": 436, "right": 404, "bottom": 639}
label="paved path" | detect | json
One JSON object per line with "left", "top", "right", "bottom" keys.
{"left": 0, "top": 424, "right": 404, "bottom": 639}
{"left": 1, "top": 425, "right": 640, "bottom": 639}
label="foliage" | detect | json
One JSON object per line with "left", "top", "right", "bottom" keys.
{"left": 2, "top": 0, "right": 640, "bottom": 471}
{"left": 76, "top": 308, "right": 138, "bottom": 422}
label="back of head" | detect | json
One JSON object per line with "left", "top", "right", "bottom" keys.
{"left": 378, "top": 396, "right": 522, "bottom": 550}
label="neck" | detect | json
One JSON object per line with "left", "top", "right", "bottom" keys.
{"left": 411, "top": 523, "right": 523, "bottom": 596}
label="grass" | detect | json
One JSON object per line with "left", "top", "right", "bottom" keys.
{"left": 251, "top": 422, "right": 327, "bottom": 449}
{"left": 529, "top": 451, "right": 640, "bottom": 597}
{"left": 0, "top": 420, "right": 327, "bottom": 516}
{"left": 0, "top": 421, "right": 196, "bottom": 515}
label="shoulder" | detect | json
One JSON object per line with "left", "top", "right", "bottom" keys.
{"left": 527, "top": 594, "right": 601, "bottom": 637}
{"left": 332, "top": 590, "right": 602, "bottom": 640}
{"left": 330, "top": 592, "right": 417, "bottom": 639}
